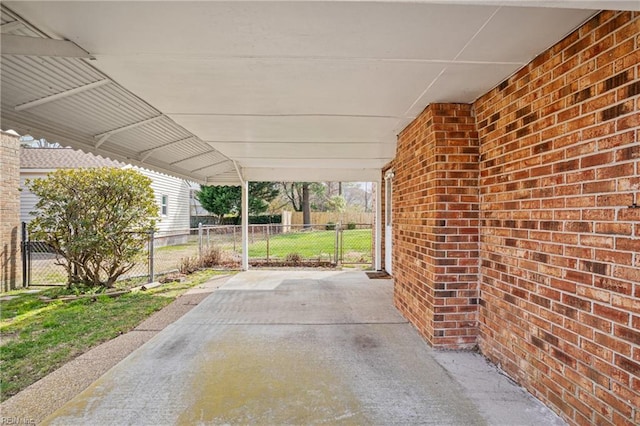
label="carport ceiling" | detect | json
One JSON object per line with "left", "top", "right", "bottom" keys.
{"left": 1, "top": 1, "right": 633, "bottom": 184}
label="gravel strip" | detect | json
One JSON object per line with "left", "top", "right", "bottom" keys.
{"left": 0, "top": 275, "right": 230, "bottom": 424}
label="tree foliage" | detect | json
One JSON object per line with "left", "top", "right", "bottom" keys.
{"left": 280, "top": 182, "right": 320, "bottom": 227}
{"left": 279, "top": 182, "right": 349, "bottom": 223}
{"left": 195, "top": 185, "right": 238, "bottom": 222}
{"left": 27, "top": 168, "right": 159, "bottom": 288}
{"left": 196, "top": 182, "right": 279, "bottom": 223}
{"left": 247, "top": 182, "right": 281, "bottom": 215}
{"left": 279, "top": 182, "right": 328, "bottom": 210}
{"left": 325, "top": 195, "right": 346, "bottom": 212}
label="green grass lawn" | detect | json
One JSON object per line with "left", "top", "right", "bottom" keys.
{"left": 248, "top": 228, "right": 372, "bottom": 261}
{"left": 0, "top": 269, "right": 224, "bottom": 402}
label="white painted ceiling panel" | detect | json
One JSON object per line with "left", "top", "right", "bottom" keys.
{"left": 172, "top": 115, "right": 399, "bottom": 143}
{"left": 240, "top": 158, "right": 390, "bottom": 169}
{"left": 245, "top": 167, "right": 383, "bottom": 183}
{"left": 212, "top": 142, "right": 396, "bottom": 159}
{"left": 94, "top": 57, "right": 448, "bottom": 117}
{"left": 8, "top": 2, "right": 497, "bottom": 60}
{"left": 1, "top": 1, "right": 613, "bottom": 184}
{"left": 407, "top": 62, "right": 524, "bottom": 111}
{"left": 455, "top": 7, "right": 595, "bottom": 62}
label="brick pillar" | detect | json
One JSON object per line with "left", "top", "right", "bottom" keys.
{"left": 393, "top": 103, "right": 480, "bottom": 349}
{"left": 0, "top": 132, "right": 22, "bottom": 291}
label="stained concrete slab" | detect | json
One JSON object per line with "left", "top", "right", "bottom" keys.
{"left": 0, "top": 276, "right": 231, "bottom": 424}
{"left": 219, "top": 269, "right": 346, "bottom": 291}
{"left": 42, "top": 271, "right": 565, "bottom": 425}
{"left": 431, "top": 351, "right": 563, "bottom": 425}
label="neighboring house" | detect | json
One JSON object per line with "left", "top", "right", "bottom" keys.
{"left": 189, "top": 186, "right": 213, "bottom": 217}
{"left": 20, "top": 147, "right": 192, "bottom": 240}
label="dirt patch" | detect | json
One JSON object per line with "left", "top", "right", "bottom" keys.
{"left": 250, "top": 260, "right": 336, "bottom": 268}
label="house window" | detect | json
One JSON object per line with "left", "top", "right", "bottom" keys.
{"left": 161, "top": 195, "right": 168, "bottom": 216}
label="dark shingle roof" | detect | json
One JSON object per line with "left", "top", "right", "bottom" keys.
{"left": 20, "top": 148, "right": 123, "bottom": 169}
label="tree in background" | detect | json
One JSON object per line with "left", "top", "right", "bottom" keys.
{"left": 27, "top": 168, "right": 158, "bottom": 288}
{"left": 280, "top": 182, "right": 328, "bottom": 228}
{"left": 196, "top": 185, "right": 239, "bottom": 223}
{"left": 341, "top": 182, "right": 372, "bottom": 212}
{"left": 302, "top": 183, "right": 311, "bottom": 228}
{"left": 325, "top": 195, "right": 346, "bottom": 212}
{"left": 196, "top": 182, "right": 279, "bottom": 223}
{"left": 246, "top": 182, "right": 280, "bottom": 215}
{"left": 275, "top": 181, "right": 375, "bottom": 227}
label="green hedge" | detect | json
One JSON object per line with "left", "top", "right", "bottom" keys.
{"left": 191, "top": 215, "right": 282, "bottom": 227}
{"left": 250, "top": 215, "right": 282, "bottom": 224}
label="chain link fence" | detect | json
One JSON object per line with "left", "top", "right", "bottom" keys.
{"left": 21, "top": 222, "right": 373, "bottom": 287}
{"left": 21, "top": 227, "right": 157, "bottom": 288}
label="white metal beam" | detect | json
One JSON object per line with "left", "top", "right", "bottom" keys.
{"left": 202, "top": 164, "right": 237, "bottom": 178}
{"left": 94, "top": 133, "right": 112, "bottom": 149}
{"left": 15, "top": 79, "right": 111, "bottom": 112}
{"left": 233, "top": 160, "right": 245, "bottom": 185}
{"left": 138, "top": 136, "right": 195, "bottom": 162}
{"left": 204, "top": 175, "right": 242, "bottom": 186}
{"left": 1, "top": 34, "right": 92, "bottom": 58}
{"left": 244, "top": 167, "right": 381, "bottom": 182}
{"left": 1, "top": 21, "right": 23, "bottom": 33}
{"left": 94, "top": 115, "right": 164, "bottom": 148}
{"left": 169, "top": 150, "right": 219, "bottom": 166}
{"left": 190, "top": 160, "right": 231, "bottom": 174}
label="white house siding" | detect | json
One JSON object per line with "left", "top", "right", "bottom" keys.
{"left": 21, "top": 166, "right": 192, "bottom": 244}
{"left": 134, "top": 167, "right": 191, "bottom": 237}
{"left": 19, "top": 171, "right": 45, "bottom": 224}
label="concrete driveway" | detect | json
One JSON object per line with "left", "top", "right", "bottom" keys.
{"left": 43, "top": 271, "right": 563, "bottom": 425}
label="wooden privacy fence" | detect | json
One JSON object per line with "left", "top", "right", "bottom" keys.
{"left": 289, "top": 211, "right": 373, "bottom": 226}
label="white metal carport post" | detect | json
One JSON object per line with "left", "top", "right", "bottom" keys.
{"left": 234, "top": 161, "right": 249, "bottom": 270}
{"left": 241, "top": 181, "right": 249, "bottom": 270}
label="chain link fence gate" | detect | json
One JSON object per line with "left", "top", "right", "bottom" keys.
{"left": 21, "top": 222, "right": 65, "bottom": 287}
{"left": 336, "top": 223, "right": 374, "bottom": 266}
{"left": 196, "top": 223, "right": 373, "bottom": 267}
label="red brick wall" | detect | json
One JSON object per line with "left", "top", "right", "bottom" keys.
{"left": 475, "top": 11, "right": 639, "bottom": 426}
{"left": 392, "top": 103, "right": 480, "bottom": 348}
{"left": 0, "top": 132, "right": 22, "bottom": 292}
{"left": 390, "top": 10, "right": 639, "bottom": 425}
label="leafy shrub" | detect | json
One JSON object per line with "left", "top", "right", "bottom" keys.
{"left": 200, "top": 247, "right": 222, "bottom": 268}
{"left": 27, "top": 168, "right": 158, "bottom": 288}
{"left": 178, "top": 256, "right": 200, "bottom": 275}
{"left": 285, "top": 253, "right": 303, "bottom": 265}
{"left": 178, "top": 247, "right": 223, "bottom": 274}
{"left": 325, "top": 222, "right": 336, "bottom": 230}
{"left": 347, "top": 222, "right": 356, "bottom": 230}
